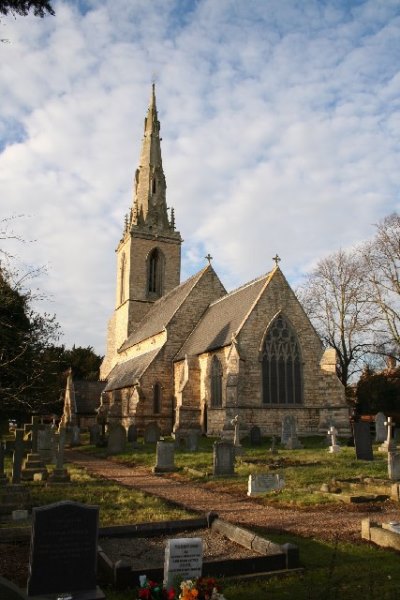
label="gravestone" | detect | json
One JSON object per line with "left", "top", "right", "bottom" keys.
{"left": 187, "top": 430, "right": 199, "bottom": 452}
{"left": 353, "top": 421, "right": 373, "bottom": 461}
{"left": 37, "top": 426, "right": 53, "bottom": 463}
{"left": 107, "top": 424, "right": 127, "bottom": 455}
{"left": 27, "top": 500, "right": 104, "bottom": 599}
{"left": 153, "top": 441, "right": 177, "bottom": 473}
{"left": 249, "top": 425, "right": 262, "bottom": 446}
{"left": 49, "top": 427, "right": 70, "bottom": 483}
{"left": 0, "top": 575, "right": 28, "bottom": 600}
{"left": 247, "top": 473, "right": 285, "bottom": 496}
{"left": 21, "top": 419, "right": 48, "bottom": 482}
{"left": 144, "top": 422, "right": 161, "bottom": 444}
{"left": 328, "top": 426, "right": 341, "bottom": 453}
{"left": 127, "top": 423, "right": 138, "bottom": 443}
{"left": 71, "top": 425, "right": 81, "bottom": 447}
{"left": 281, "top": 416, "right": 293, "bottom": 445}
{"left": 0, "top": 440, "right": 9, "bottom": 485}
{"left": 388, "top": 452, "right": 400, "bottom": 481}
{"left": 213, "top": 441, "right": 235, "bottom": 476}
{"left": 163, "top": 537, "right": 203, "bottom": 588}
{"left": 5, "top": 429, "right": 30, "bottom": 484}
{"left": 375, "top": 412, "right": 387, "bottom": 443}
{"left": 379, "top": 417, "right": 397, "bottom": 453}
{"left": 89, "top": 424, "right": 101, "bottom": 446}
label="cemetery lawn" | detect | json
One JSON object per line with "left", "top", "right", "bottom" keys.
{"left": 83, "top": 435, "right": 390, "bottom": 507}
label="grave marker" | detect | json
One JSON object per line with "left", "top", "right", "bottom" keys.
{"left": 375, "top": 412, "right": 387, "bottom": 443}
{"left": 163, "top": 537, "right": 203, "bottom": 588}
{"left": 144, "top": 422, "right": 161, "bottom": 444}
{"left": 249, "top": 425, "right": 262, "bottom": 446}
{"left": 379, "top": 417, "right": 397, "bottom": 453}
{"left": 353, "top": 421, "right": 373, "bottom": 461}
{"left": 153, "top": 441, "right": 177, "bottom": 473}
{"left": 247, "top": 473, "right": 285, "bottom": 496}
{"left": 328, "top": 426, "right": 341, "bottom": 453}
{"left": 213, "top": 441, "right": 235, "bottom": 476}
{"left": 107, "top": 424, "right": 127, "bottom": 455}
{"left": 27, "top": 500, "right": 104, "bottom": 599}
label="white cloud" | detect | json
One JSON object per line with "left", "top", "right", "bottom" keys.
{"left": 1, "top": 0, "right": 400, "bottom": 354}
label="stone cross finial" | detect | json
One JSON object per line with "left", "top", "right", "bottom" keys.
{"left": 205, "top": 253, "right": 213, "bottom": 264}
{"left": 272, "top": 254, "right": 281, "bottom": 266}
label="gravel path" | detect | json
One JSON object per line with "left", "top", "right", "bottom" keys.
{"left": 66, "top": 450, "right": 400, "bottom": 544}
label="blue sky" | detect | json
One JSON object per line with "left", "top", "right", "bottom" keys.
{"left": 1, "top": 0, "right": 400, "bottom": 355}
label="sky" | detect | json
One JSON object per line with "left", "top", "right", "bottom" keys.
{"left": 1, "top": 0, "right": 400, "bottom": 355}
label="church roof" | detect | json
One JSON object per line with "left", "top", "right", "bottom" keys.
{"left": 175, "top": 271, "right": 272, "bottom": 359}
{"left": 72, "top": 380, "right": 107, "bottom": 414}
{"left": 119, "top": 266, "right": 212, "bottom": 352}
{"left": 104, "top": 348, "right": 160, "bottom": 391}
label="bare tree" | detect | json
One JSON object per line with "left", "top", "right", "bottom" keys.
{"left": 363, "top": 213, "right": 400, "bottom": 362}
{"left": 297, "top": 248, "right": 377, "bottom": 387}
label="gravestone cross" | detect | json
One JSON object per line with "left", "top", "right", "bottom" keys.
{"left": 328, "top": 426, "right": 341, "bottom": 453}
{"left": 49, "top": 427, "right": 71, "bottom": 483}
{"left": 379, "top": 417, "right": 397, "bottom": 452}
{"left": 24, "top": 417, "right": 41, "bottom": 454}
{"left": 5, "top": 429, "right": 30, "bottom": 484}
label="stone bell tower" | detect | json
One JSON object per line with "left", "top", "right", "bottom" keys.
{"left": 101, "top": 84, "right": 182, "bottom": 378}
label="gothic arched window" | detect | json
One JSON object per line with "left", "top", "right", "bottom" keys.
{"left": 262, "top": 314, "right": 303, "bottom": 405}
{"left": 153, "top": 383, "right": 162, "bottom": 414}
{"left": 210, "top": 355, "right": 223, "bottom": 408}
{"left": 147, "top": 248, "right": 164, "bottom": 297}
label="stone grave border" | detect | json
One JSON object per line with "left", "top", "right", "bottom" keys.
{"left": 96, "top": 512, "right": 301, "bottom": 590}
{"left": 361, "top": 517, "right": 400, "bottom": 551}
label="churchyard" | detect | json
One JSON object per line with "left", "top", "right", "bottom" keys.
{"left": 2, "top": 419, "right": 400, "bottom": 599}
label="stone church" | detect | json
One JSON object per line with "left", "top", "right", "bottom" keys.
{"left": 99, "top": 85, "right": 349, "bottom": 437}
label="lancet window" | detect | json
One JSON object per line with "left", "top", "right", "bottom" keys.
{"left": 210, "top": 355, "right": 223, "bottom": 408}
{"left": 147, "top": 248, "right": 163, "bottom": 297}
{"left": 262, "top": 314, "right": 303, "bottom": 405}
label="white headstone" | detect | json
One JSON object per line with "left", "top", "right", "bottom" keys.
{"left": 328, "top": 426, "right": 341, "bottom": 453}
{"left": 163, "top": 538, "right": 203, "bottom": 588}
{"left": 247, "top": 473, "right": 285, "bottom": 496}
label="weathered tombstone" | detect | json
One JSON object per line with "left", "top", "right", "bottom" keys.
{"left": 89, "top": 424, "right": 101, "bottom": 446}
{"left": 5, "top": 429, "right": 30, "bottom": 484}
{"left": 353, "top": 421, "right": 374, "bottom": 461}
{"left": 37, "top": 426, "right": 53, "bottom": 463}
{"left": 375, "top": 412, "right": 387, "bottom": 443}
{"left": 107, "top": 424, "right": 127, "bottom": 455}
{"left": 144, "top": 422, "right": 161, "bottom": 444}
{"left": 249, "top": 425, "right": 262, "bottom": 446}
{"left": 388, "top": 452, "right": 400, "bottom": 480}
{"left": 247, "top": 473, "right": 285, "bottom": 496}
{"left": 379, "top": 417, "right": 397, "bottom": 453}
{"left": 153, "top": 441, "right": 177, "bottom": 473}
{"left": 281, "top": 416, "right": 294, "bottom": 445}
{"left": 187, "top": 430, "right": 199, "bottom": 452}
{"left": 163, "top": 537, "right": 203, "bottom": 588}
{"left": 213, "top": 441, "right": 235, "bottom": 476}
{"left": 127, "top": 423, "right": 138, "bottom": 443}
{"left": 71, "top": 425, "right": 81, "bottom": 447}
{"left": 0, "top": 575, "right": 28, "bottom": 600}
{"left": 269, "top": 435, "right": 278, "bottom": 454}
{"left": 328, "top": 426, "right": 341, "bottom": 453}
{"left": 27, "top": 500, "right": 104, "bottom": 599}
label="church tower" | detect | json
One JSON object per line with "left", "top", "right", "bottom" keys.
{"left": 101, "top": 85, "right": 181, "bottom": 378}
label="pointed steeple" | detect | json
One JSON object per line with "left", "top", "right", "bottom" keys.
{"left": 129, "top": 83, "right": 174, "bottom": 233}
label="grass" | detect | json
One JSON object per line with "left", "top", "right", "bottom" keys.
{"left": 3, "top": 435, "right": 398, "bottom": 599}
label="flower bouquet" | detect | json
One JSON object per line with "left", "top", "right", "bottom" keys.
{"left": 137, "top": 576, "right": 226, "bottom": 600}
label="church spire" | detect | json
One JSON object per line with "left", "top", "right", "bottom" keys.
{"left": 129, "top": 83, "right": 173, "bottom": 232}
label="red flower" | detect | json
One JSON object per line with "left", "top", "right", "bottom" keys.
{"left": 167, "top": 588, "right": 176, "bottom": 600}
{"left": 139, "top": 589, "right": 151, "bottom": 600}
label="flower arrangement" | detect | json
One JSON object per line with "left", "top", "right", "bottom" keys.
{"left": 137, "top": 576, "right": 226, "bottom": 600}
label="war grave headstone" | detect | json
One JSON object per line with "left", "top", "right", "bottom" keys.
{"left": 249, "top": 425, "right": 262, "bottom": 446}
{"left": 328, "top": 426, "right": 341, "bottom": 453}
{"left": 0, "top": 575, "right": 28, "bottom": 600}
{"left": 247, "top": 473, "right": 285, "bottom": 496}
{"left": 48, "top": 427, "right": 71, "bottom": 483}
{"left": 213, "top": 441, "right": 235, "bottom": 476}
{"left": 375, "top": 412, "right": 387, "bottom": 443}
{"left": 163, "top": 537, "right": 203, "bottom": 588}
{"left": 379, "top": 417, "right": 397, "bottom": 453}
{"left": 144, "top": 422, "right": 161, "bottom": 444}
{"left": 353, "top": 421, "right": 373, "bottom": 461}
{"left": 27, "top": 500, "right": 105, "bottom": 600}
{"left": 107, "top": 424, "right": 127, "bottom": 455}
{"left": 153, "top": 441, "right": 177, "bottom": 473}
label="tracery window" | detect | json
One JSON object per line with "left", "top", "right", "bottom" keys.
{"left": 153, "top": 383, "right": 162, "bottom": 414}
{"left": 210, "top": 355, "right": 223, "bottom": 408}
{"left": 262, "top": 314, "right": 303, "bottom": 405}
{"left": 147, "top": 248, "right": 163, "bottom": 297}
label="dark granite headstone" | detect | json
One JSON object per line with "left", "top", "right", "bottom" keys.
{"left": 249, "top": 425, "right": 262, "bottom": 446}
{"left": 144, "top": 422, "right": 161, "bottom": 444}
{"left": 127, "top": 424, "right": 138, "bottom": 443}
{"left": 353, "top": 421, "right": 374, "bottom": 461}
{"left": 213, "top": 441, "right": 235, "bottom": 476}
{"left": 27, "top": 500, "right": 104, "bottom": 599}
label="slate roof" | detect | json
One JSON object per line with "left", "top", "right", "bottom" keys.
{"left": 119, "top": 266, "right": 211, "bottom": 352}
{"left": 104, "top": 348, "right": 161, "bottom": 391}
{"left": 175, "top": 272, "right": 272, "bottom": 360}
{"left": 73, "top": 380, "right": 107, "bottom": 414}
